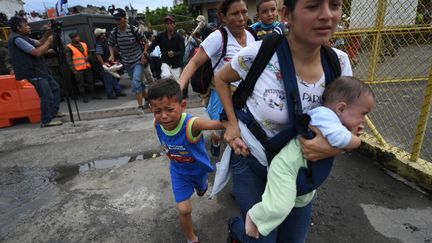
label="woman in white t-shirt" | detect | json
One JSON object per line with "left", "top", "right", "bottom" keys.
{"left": 178, "top": 0, "right": 256, "bottom": 158}
{"left": 214, "top": 0, "right": 352, "bottom": 242}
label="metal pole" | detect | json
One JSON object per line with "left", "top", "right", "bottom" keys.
{"left": 365, "top": 116, "right": 387, "bottom": 147}
{"left": 410, "top": 66, "right": 432, "bottom": 162}
{"left": 367, "top": 0, "right": 387, "bottom": 82}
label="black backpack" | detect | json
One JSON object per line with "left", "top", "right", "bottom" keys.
{"left": 190, "top": 27, "right": 257, "bottom": 94}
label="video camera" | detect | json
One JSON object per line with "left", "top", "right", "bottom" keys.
{"left": 50, "top": 19, "right": 63, "bottom": 34}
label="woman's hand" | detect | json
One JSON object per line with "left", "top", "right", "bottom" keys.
{"left": 223, "top": 121, "right": 249, "bottom": 156}
{"left": 299, "top": 126, "right": 343, "bottom": 161}
{"left": 245, "top": 212, "right": 259, "bottom": 239}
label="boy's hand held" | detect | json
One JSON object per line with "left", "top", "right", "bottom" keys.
{"left": 245, "top": 212, "right": 260, "bottom": 239}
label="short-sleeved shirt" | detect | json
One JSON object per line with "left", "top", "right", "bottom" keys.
{"left": 231, "top": 41, "right": 352, "bottom": 137}
{"left": 201, "top": 26, "right": 256, "bottom": 86}
{"left": 251, "top": 21, "right": 281, "bottom": 40}
{"left": 14, "top": 37, "right": 36, "bottom": 54}
{"left": 108, "top": 25, "right": 146, "bottom": 65}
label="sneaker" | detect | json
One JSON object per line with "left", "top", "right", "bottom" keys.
{"left": 210, "top": 143, "right": 221, "bottom": 157}
{"left": 143, "top": 100, "right": 150, "bottom": 109}
{"left": 41, "top": 120, "right": 63, "bottom": 128}
{"left": 137, "top": 106, "right": 145, "bottom": 115}
{"left": 109, "top": 63, "right": 123, "bottom": 72}
{"left": 92, "top": 96, "right": 102, "bottom": 100}
{"left": 107, "top": 95, "right": 118, "bottom": 99}
{"left": 226, "top": 218, "right": 240, "bottom": 243}
{"left": 116, "top": 92, "right": 127, "bottom": 97}
{"left": 108, "top": 70, "right": 121, "bottom": 78}
{"left": 54, "top": 112, "right": 67, "bottom": 118}
{"left": 195, "top": 185, "right": 208, "bottom": 197}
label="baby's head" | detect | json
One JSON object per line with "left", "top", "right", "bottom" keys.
{"left": 256, "top": 0, "right": 278, "bottom": 25}
{"left": 147, "top": 79, "right": 186, "bottom": 131}
{"left": 323, "top": 76, "right": 375, "bottom": 135}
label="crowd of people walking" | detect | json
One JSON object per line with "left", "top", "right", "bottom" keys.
{"left": 3, "top": 0, "right": 379, "bottom": 242}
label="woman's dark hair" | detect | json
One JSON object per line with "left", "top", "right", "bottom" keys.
{"left": 218, "top": 0, "right": 247, "bottom": 16}
{"left": 323, "top": 76, "right": 375, "bottom": 105}
{"left": 8, "top": 16, "right": 26, "bottom": 32}
{"left": 147, "top": 78, "right": 183, "bottom": 102}
{"left": 283, "top": 0, "right": 298, "bottom": 12}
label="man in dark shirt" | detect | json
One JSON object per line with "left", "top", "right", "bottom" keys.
{"left": 7, "top": 16, "right": 64, "bottom": 127}
{"left": 147, "top": 15, "right": 185, "bottom": 82}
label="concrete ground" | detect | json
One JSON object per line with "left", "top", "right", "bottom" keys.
{"left": 1, "top": 102, "right": 431, "bottom": 242}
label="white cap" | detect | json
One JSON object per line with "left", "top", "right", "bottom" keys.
{"left": 94, "top": 28, "right": 106, "bottom": 37}
{"left": 196, "top": 15, "right": 205, "bottom": 23}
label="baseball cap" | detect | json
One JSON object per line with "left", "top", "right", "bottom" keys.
{"left": 164, "top": 15, "right": 175, "bottom": 23}
{"left": 94, "top": 28, "right": 106, "bottom": 37}
{"left": 196, "top": 15, "right": 205, "bottom": 22}
{"left": 113, "top": 8, "right": 126, "bottom": 19}
{"left": 68, "top": 32, "right": 78, "bottom": 38}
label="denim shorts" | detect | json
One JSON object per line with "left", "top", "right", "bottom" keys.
{"left": 170, "top": 169, "right": 208, "bottom": 203}
{"left": 206, "top": 89, "right": 224, "bottom": 120}
{"left": 126, "top": 62, "right": 145, "bottom": 93}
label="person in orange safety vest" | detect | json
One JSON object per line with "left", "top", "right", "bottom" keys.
{"left": 66, "top": 32, "right": 100, "bottom": 103}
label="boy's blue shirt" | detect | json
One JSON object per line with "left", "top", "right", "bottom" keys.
{"left": 154, "top": 113, "right": 214, "bottom": 175}
{"left": 251, "top": 21, "right": 281, "bottom": 40}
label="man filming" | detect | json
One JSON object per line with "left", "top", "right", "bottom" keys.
{"left": 7, "top": 16, "right": 64, "bottom": 127}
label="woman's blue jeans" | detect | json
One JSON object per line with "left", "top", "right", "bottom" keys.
{"left": 229, "top": 152, "right": 277, "bottom": 242}
{"left": 229, "top": 152, "right": 313, "bottom": 243}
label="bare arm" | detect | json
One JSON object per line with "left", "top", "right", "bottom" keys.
{"left": 191, "top": 117, "right": 224, "bottom": 137}
{"left": 299, "top": 126, "right": 344, "bottom": 161}
{"left": 38, "top": 29, "right": 51, "bottom": 46}
{"left": 344, "top": 134, "right": 361, "bottom": 151}
{"left": 29, "top": 35, "right": 53, "bottom": 57}
{"left": 108, "top": 45, "right": 116, "bottom": 62}
{"left": 95, "top": 54, "right": 105, "bottom": 66}
{"left": 178, "top": 47, "right": 209, "bottom": 90}
{"left": 214, "top": 64, "right": 249, "bottom": 156}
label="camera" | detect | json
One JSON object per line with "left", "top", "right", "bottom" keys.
{"left": 50, "top": 19, "right": 63, "bottom": 33}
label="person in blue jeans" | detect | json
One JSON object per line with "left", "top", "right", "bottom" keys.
{"left": 245, "top": 77, "right": 375, "bottom": 241}
{"left": 94, "top": 28, "right": 126, "bottom": 99}
{"left": 215, "top": 0, "right": 352, "bottom": 242}
{"left": 108, "top": 8, "right": 149, "bottom": 114}
{"left": 7, "top": 16, "right": 64, "bottom": 127}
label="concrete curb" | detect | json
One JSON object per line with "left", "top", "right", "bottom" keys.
{"left": 60, "top": 99, "right": 204, "bottom": 122}
{"left": 359, "top": 133, "right": 432, "bottom": 193}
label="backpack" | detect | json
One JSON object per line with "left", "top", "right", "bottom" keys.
{"left": 113, "top": 25, "right": 143, "bottom": 52}
{"left": 190, "top": 27, "right": 258, "bottom": 94}
{"left": 232, "top": 32, "right": 341, "bottom": 162}
{"left": 227, "top": 32, "right": 342, "bottom": 196}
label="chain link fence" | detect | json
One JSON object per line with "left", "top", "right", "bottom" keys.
{"left": 331, "top": 0, "right": 431, "bottom": 163}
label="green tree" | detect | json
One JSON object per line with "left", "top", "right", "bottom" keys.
{"left": 144, "top": 3, "right": 199, "bottom": 32}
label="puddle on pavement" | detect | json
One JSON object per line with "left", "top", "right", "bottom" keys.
{"left": 79, "top": 152, "right": 158, "bottom": 173}
{"left": 0, "top": 167, "right": 59, "bottom": 235}
{"left": 0, "top": 152, "right": 160, "bottom": 234}
{"left": 53, "top": 152, "right": 160, "bottom": 183}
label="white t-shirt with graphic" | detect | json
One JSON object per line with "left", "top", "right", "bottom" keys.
{"left": 231, "top": 40, "right": 352, "bottom": 138}
{"left": 201, "top": 27, "right": 256, "bottom": 86}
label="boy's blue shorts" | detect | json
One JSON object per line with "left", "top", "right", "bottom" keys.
{"left": 170, "top": 169, "right": 208, "bottom": 203}
{"left": 206, "top": 89, "right": 224, "bottom": 120}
